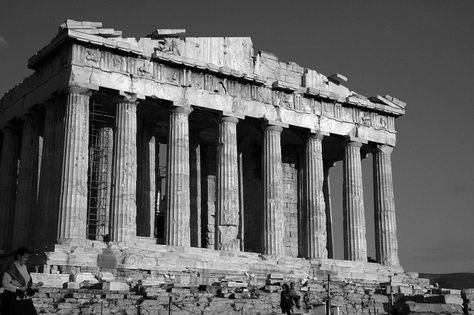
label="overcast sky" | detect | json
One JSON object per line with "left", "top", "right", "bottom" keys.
{"left": 1, "top": 1, "right": 473, "bottom": 274}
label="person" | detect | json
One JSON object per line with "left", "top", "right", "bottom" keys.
{"left": 280, "top": 283, "right": 294, "bottom": 315}
{"left": 0, "top": 247, "right": 43, "bottom": 315}
{"left": 288, "top": 282, "right": 301, "bottom": 309}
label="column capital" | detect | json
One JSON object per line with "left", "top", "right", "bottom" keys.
{"left": 220, "top": 115, "right": 239, "bottom": 124}
{"left": 308, "top": 132, "right": 325, "bottom": 141}
{"left": 262, "top": 119, "right": 287, "bottom": 133}
{"left": 2, "top": 122, "right": 21, "bottom": 135}
{"left": 64, "top": 86, "right": 92, "bottom": 97}
{"left": 170, "top": 105, "right": 193, "bottom": 116}
{"left": 116, "top": 93, "right": 139, "bottom": 105}
{"left": 21, "top": 109, "right": 40, "bottom": 122}
{"left": 375, "top": 143, "right": 394, "bottom": 154}
{"left": 345, "top": 140, "right": 363, "bottom": 148}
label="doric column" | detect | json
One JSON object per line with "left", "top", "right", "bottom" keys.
{"left": 36, "top": 101, "right": 62, "bottom": 247}
{"left": 96, "top": 127, "right": 113, "bottom": 239}
{"left": 110, "top": 95, "right": 138, "bottom": 243}
{"left": 262, "top": 123, "right": 285, "bottom": 255}
{"left": 373, "top": 144, "right": 400, "bottom": 266}
{"left": 323, "top": 160, "right": 335, "bottom": 259}
{"left": 216, "top": 116, "right": 240, "bottom": 251}
{"left": 343, "top": 140, "right": 367, "bottom": 262}
{"left": 58, "top": 86, "right": 90, "bottom": 240}
{"left": 0, "top": 125, "right": 21, "bottom": 251}
{"left": 304, "top": 133, "right": 327, "bottom": 259}
{"left": 12, "top": 113, "right": 40, "bottom": 248}
{"left": 166, "top": 105, "right": 192, "bottom": 246}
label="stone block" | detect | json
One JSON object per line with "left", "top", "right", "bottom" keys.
{"left": 399, "top": 301, "right": 463, "bottom": 314}
{"left": 425, "top": 293, "right": 464, "bottom": 305}
{"left": 75, "top": 272, "right": 99, "bottom": 285}
{"left": 98, "top": 272, "right": 115, "bottom": 282}
{"left": 103, "top": 281, "right": 130, "bottom": 291}
{"left": 67, "top": 282, "right": 80, "bottom": 289}
{"left": 31, "top": 273, "right": 70, "bottom": 288}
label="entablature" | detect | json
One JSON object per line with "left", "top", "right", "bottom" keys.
{"left": 1, "top": 20, "right": 405, "bottom": 147}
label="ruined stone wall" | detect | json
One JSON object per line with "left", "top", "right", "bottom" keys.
{"left": 282, "top": 146, "right": 299, "bottom": 258}
{"left": 4, "top": 278, "right": 393, "bottom": 315}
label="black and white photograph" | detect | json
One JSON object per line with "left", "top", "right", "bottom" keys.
{"left": 0, "top": 1, "right": 473, "bottom": 314}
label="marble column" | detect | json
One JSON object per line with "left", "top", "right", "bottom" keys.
{"left": 37, "top": 101, "right": 60, "bottom": 247}
{"left": 110, "top": 95, "right": 138, "bottom": 243}
{"left": 12, "top": 113, "right": 40, "bottom": 248}
{"left": 323, "top": 160, "right": 335, "bottom": 259}
{"left": 343, "top": 140, "right": 367, "bottom": 262}
{"left": 58, "top": 87, "right": 91, "bottom": 240}
{"left": 304, "top": 133, "right": 327, "bottom": 259}
{"left": 0, "top": 125, "right": 21, "bottom": 251}
{"left": 96, "top": 127, "right": 113, "bottom": 239}
{"left": 166, "top": 105, "right": 192, "bottom": 246}
{"left": 373, "top": 144, "right": 400, "bottom": 266}
{"left": 262, "top": 124, "right": 285, "bottom": 255}
{"left": 216, "top": 116, "right": 240, "bottom": 251}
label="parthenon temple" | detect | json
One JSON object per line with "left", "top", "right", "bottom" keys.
{"left": 0, "top": 20, "right": 407, "bottom": 283}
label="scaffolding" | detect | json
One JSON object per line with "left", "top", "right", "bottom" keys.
{"left": 87, "top": 100, "right": 114, "bottom": 241}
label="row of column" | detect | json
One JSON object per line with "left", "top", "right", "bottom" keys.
{"left": 0, "top": 86, "right": 399, "bottom": 266}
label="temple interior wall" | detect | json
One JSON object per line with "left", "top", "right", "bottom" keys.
{"left": 282, "top": 145, "right": 300, "bottom": 257}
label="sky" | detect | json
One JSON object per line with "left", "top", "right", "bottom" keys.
{"left": 1, "top": 1, "right": 473, "bottom": 274}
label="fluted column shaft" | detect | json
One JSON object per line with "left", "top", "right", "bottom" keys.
{"left": 58, "top": 87, "right": 90, "bottom": 240}
{"left": 343, "top": 141, "right": 367, "bottom": 261}
{"left": 216, "top": 116, "right": 240, "bottom": 251}
{"left": 110, "top": 96, "right": 138, "bottom": 243}
{"left": 36, "top": 102, "right": 63, "bottom": 247}
{"left": 166, "top": 106, "right": 192, "bottom": 246}
{"left": 323, "top": 160, "right": 335, "bottom": 259}
{"left": 0, "top": 126, "right": 21, "bottom": 251}
{"left": 263, "top": 124, "right": 285, "bottom": 255}
{"left": 373, "top": 144, "right": 400, "bottom": 266}
{"left": 12, "top": 114, "right": 40, "bottom": 248}
{"left": 304, "top": 134, "right": 327, "bottom": 259}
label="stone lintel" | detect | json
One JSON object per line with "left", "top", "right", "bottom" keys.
{"left": 62, "top": 85, "right": 93, "bottom": 98}
{"left": 222, "top": 111, "right": 245, "bottom": 120}
{"left": 309, "top": 129, "right": 330, "bottom": 137}
{"left": 119, "top": 90, "right": 145, "bottom": 100}
{"left": 344, "top": 135, "right": 368, "bottom": 145}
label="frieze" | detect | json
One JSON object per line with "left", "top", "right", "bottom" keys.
{"left": 127, "top": 57, "right": 136, "bottom": 76}
{"left": 188, "top": 71, "right": 204, "bottom": 89}
{"left": 203, "top": 74, "right": 227, "bottom": 94}
{"left": 272, "top": 90, "right": 293, "bottom": 109}
{"left": 161, "top": 64, "right": 183, "bottom": 86}
{"left": 360, "top": 111, "right": 372, "bottom": 127}
{"left": 84, "top": 48, "right": 100, "bottom": 67}
{"left": 322, "top": 102, "right": 334, "bottom": 118}
{"left": 111, "top": 54, "right": 125, "bottom": 72}
{"left": 334, "top": 103, "right": 342, "bottom": 120}
{"left": 71, "top": 45, "right": 398, "bottom": 135}
{"left": 136, "top": 59, "right": 153, "bottom": 78}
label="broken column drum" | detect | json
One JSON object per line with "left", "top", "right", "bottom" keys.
{"left": 0, "top": 21, "right": 406, "bottom": 276}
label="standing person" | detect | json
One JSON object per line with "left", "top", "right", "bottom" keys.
{"left": 289, "top": 282, "right": 301, "bottom": 309}
{"left": 280, "top": 283, "right": 294, "bottom": 315}
{"left": 0, "top": 247, "right": 42, "bottom": 315}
